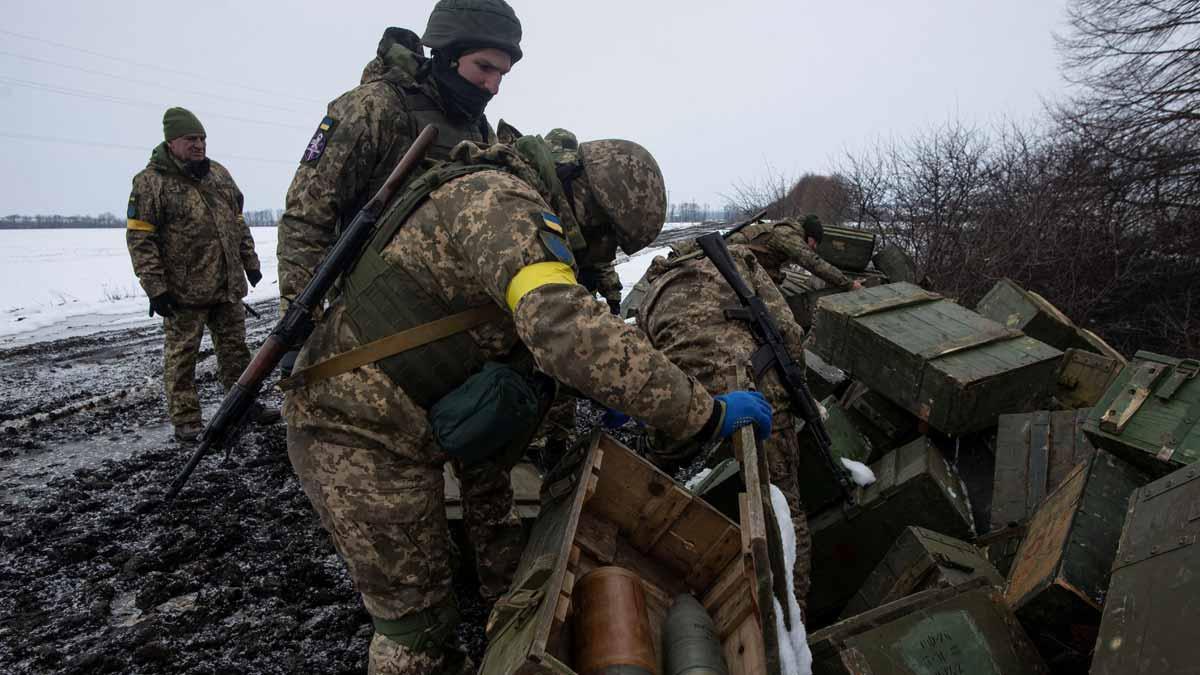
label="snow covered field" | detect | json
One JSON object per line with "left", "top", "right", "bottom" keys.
{"left": 0, "top": 227, "right": 677, "bottom": 347}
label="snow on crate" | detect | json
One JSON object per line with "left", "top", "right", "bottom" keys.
{"left": 840, "top": 457, "right": 877, "bottom": 487}
{"left": 770, "top": 483, "right": 814, "bottom": 675}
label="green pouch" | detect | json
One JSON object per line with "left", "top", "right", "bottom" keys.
{"left": 429, "top": 361, "right": 552, "bottom": 464}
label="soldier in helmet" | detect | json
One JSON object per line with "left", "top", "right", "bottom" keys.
{"left": 728, "top": 213, "right": 864, "bottom": 292}
{"left": 277, "top": 0, "right": 524, "bottom": 322}
{"left": 636, "top": 242, "right": 815, "bottom": 614}
{"left": 283, "top": 134, "right": 773, "bottom": 673}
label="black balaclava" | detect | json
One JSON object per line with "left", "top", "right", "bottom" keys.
{"left": 430, "top": 48, "right": 492, "bottom": 122}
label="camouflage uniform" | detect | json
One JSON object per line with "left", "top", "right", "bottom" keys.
{"left": 276, "top": 27, "right": 495, "bottom": 309}
{"left": 727, "top": 219, "right": 853, "bottom": 288}
{"left": 285, "top": 142, "right": 712, "bottom": 671}
{"left": 126, "top": 143, "right": 260, "bottom": 427}
{"left": 638, "top": 244, "right": 813, "bottom": 613}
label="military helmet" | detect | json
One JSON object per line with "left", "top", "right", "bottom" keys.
{"left": 545, "top": 127, "right": 580, "bottom": 164}
{"left": 422, "top": 0, "right": 523, "bottom": 63}
{"left": 578, "top": 139, "right": 667, "bottom": 254}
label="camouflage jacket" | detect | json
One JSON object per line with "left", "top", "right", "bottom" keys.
{"left": 639, "top": 244, "right": 807, "bottom": 412}
{"left": 293, "top": 147, "right": 714, "bottom": 446}
{"left": 727, "top": 220, "right": 851, "bottom": 288}
{"left": 126, "top": 144, "right": 258, "bottom": 305}
{"left": 277, "top": 29, "right": 495, "bottom": 305}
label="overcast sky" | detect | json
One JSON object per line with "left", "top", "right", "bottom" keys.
{"left": 3, "top": 0, "right": 1070, "bottom": 217}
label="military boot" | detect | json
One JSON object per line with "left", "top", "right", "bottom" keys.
{"left": 174, "top": 422, "right": 203, "bottom": 442}
{"left": 251, "top": 402, "right": 282, "bottom": 425}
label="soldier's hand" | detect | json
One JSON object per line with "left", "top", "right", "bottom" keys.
{"left": 149, "top": 292, "right": 177, "bottom": 318}
{"left": 607, "top": 298, "right": 622, "bottom": 316}
{"left": 713, "top": 391, "right": 773, "bottom": 441}
{"left": 246, "top": 269, "right": 263, "bottom": 287}
{"left": 601, "top": 408, "right": 631, "bottom": 429}
{"left": 850, "top": 280, "right": 864, "bottom": 291}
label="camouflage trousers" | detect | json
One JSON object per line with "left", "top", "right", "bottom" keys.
{"left": 162, "top": 302, "right": 250, "bottom": 426}
{"left": 286, "top": 422, "right": 523, "bottom": 672}
{"left": 762, "top": 415, "right": 812, "bottom": 617}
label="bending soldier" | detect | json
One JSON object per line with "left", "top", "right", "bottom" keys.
{"left": 636, "top": 243, "right": 814, "bottom": 614}
{"left": 283, "top": 135, "right": 773, "bottom": 673}
{"left": 125, "top": 107, "right": 276, "bottom": 442}
{"left": 728, "top": 214, "right": 863, "bottom": 291}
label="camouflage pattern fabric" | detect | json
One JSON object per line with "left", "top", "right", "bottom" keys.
{"left": 367, "top": 633, "right": 471, "bottom": 675}
{"left": 638, "top": 245, "right": 812, "bottom": 612}
{"left": 126, "top": 144, "right": 259, "bottom": 306}
{"left": 579, "top": 260, "right": 623, "bottom": 314}
{"left": 284, "top": 160, "right": 711, "bottom": 669}
{"left": 727, "top": 220, "right": 852, "bottom": 288}
{"left": 454, "top": 459, "right": 523, "bottom": 601}
{"left": 162, "top": 303, "right": 251, "bottom": 426}
{"left": 276, "top": 30, "right": 494, "bottom": 308}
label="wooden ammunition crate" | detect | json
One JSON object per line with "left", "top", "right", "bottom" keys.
{"left": 1083, "top": 350, "right": 1200, "bottom": 476}
{"left": 1053, "top": 348, "right": 1123, "bottom": 410}
{"left": 976, "top": 278, "right": 1077, "bottom": 350}
{"left": 1092, "top": 464, "right": 1200, "bottom": 674}
{"left": 808, "top": 436, "right": 975, "bottom": 626}
{"left": 816, "top": 224, "right": 877, "bottom": 272}
{"left": 805, "top": 349, "right": 851, "bottom": 402}
{"left": 841, "top": 526, "right": 1004, "bottom": 619}
{"left": 780, "top": 268, "right": 885, "bottom": 331}
{"left": 991, "top": 409, "right": 1096, "bottom": 531}
{"left": 812, "top": 282, "right": 1064, "bottom": 435}
{"left": 795, "top": 396, "right": 875, "bottom": 514}
{"left": 839, "top": 381, "right": 920, "bottom": 459}
{"left": 811, "top": 581, "right": 1048, "bottom": 675}
{"left": 1070, "top": 327, "right": 1125, "bottom": 363}
{"left": 481, "top": 432, "right": 784, "bottom": 675}
{"left": 872, "top": 244, "right": 918, "bottom": 284}
{"left": 1003, "top": 450, "right": 1150, "bottom": 668}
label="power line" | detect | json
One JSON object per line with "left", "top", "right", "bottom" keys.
{"left": 0, "top": 28, "right": 327, "bottom": 105}
{"left": 0, "top": 75, "right": 312, "bottom": 132}
{"left": 0, "top": 131, "right": 298, "bottom": 165}
{"left": 0, "top": 50, "right": 308, "bottom": 114}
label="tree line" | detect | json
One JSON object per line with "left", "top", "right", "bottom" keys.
{"left": 0, "top": 209, "right": 283, "bottom": 229}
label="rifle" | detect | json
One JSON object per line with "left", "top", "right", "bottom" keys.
{"left": 721, "top": 208, "right": 768, "bottom": 240}
{"left": 164, "top": 125, "right": 440, "bottom": 503}
{"left": 695, "top": 232, "right": 857, "bottom": 506}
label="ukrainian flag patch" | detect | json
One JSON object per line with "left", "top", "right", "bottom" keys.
{"left": 539, "top": 230, "right": 575, "bottom": 267}
{"left": 540, "top": 212, "right": 563, "bottom": 235}
{"left": 126, "top": 193, "right": 138, "bottom": 219}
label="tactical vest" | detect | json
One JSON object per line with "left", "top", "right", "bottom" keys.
{"left": 388, "top": 80, "right": 492, "bottom": 161}
{"left": 339, "top": 136, "right": 584, "bottom": 408}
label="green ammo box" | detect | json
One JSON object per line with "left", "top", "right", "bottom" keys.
{"left": 808, "top": 436, "right": 975, "bottom": 626}
{"left": 840, "top": 526, "right": 1004, "bottom": 620}
{"left": 810, "top": 581, "right": 1048, "bottom": 675}
{"left": 1003, "top": 450, "right": 1150, "bottom": 668}
{"left": 1070, "top": 327, "right": 1125, "bottom": 363}
{"left": 805, "top": 349, "right": 851, "bottom": 402}
{"left": 1083, "top": 350, "right": 1200, "bottom": 476}
{"left": 795, "top": 396, "right": 875, "bottom": 514}
{"left": 812, "top": 282, "right": 1064, "bottom": 435}
{"left": 816, "top": 224, "right": 877, "bottom": 272}
{"left": 1053, "top": 348, "right": 1123, "bottom": 410}
{"left": 840, "top": 381, "right": 921, "bottom": 460}
{"left": 975, "top": 278, "right": 1077, "bottom": 350}
{"left": 1092, "top": 464, "right": 1200, "bottom": 675}
{"left": 872, "top": 243, "right": 919, "bottom": 284}
{"left": 991, "top": 409, "right": 1096, "bottom": 531}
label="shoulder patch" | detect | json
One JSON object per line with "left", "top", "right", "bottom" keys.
{"left": 539, "top": 230, "right": 576, "bottom": 268}
{"left": 126, "top": 193, "right": 138, "bottom": 219}
{"left": 301, "top": 116, "right": 338, "bottom": 164}
{"left": 540, "top": 211, "right": 563, "bottom": 235}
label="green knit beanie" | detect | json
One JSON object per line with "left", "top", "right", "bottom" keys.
{"left": 163, "top": 107, "right": 206, "bottom": 141}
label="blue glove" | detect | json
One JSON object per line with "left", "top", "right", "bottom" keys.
{"left": 601, "top": 408, "right": 631, "bottom": 429}
{"left": 714, "top": 391, "right": 773, "bottom": 441}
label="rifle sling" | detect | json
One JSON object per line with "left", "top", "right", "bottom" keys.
{"left": 278, "top": 305, "right": 506, "bottom": 391}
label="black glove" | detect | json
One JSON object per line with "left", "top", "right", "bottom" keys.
{"left": 149, "top": 292, "right": 177, "bottom": 318}
{"left": 607, "top": 298, "right": 622, "bottom": 316}
{"left": 279, "top": 350, "right": 300, "bottom": 378}
{"left": 246, "top": 269, "right": 263, "bottom": 287}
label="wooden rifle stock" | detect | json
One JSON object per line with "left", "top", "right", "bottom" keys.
{"left": 163, "top": 125, "right": 440, "bottom": 503}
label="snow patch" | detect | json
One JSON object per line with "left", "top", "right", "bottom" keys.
{"left": 617, "top": 245, "right": 669, "bottom": 298}
{"left": 684, "top": 467, "right": 712, "bottom": 492}
{"left": 769, "top": 484, "right": 813, "bottom": 675}
{"left": 840, "top": 458, "right": 877, "bottom": 487}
